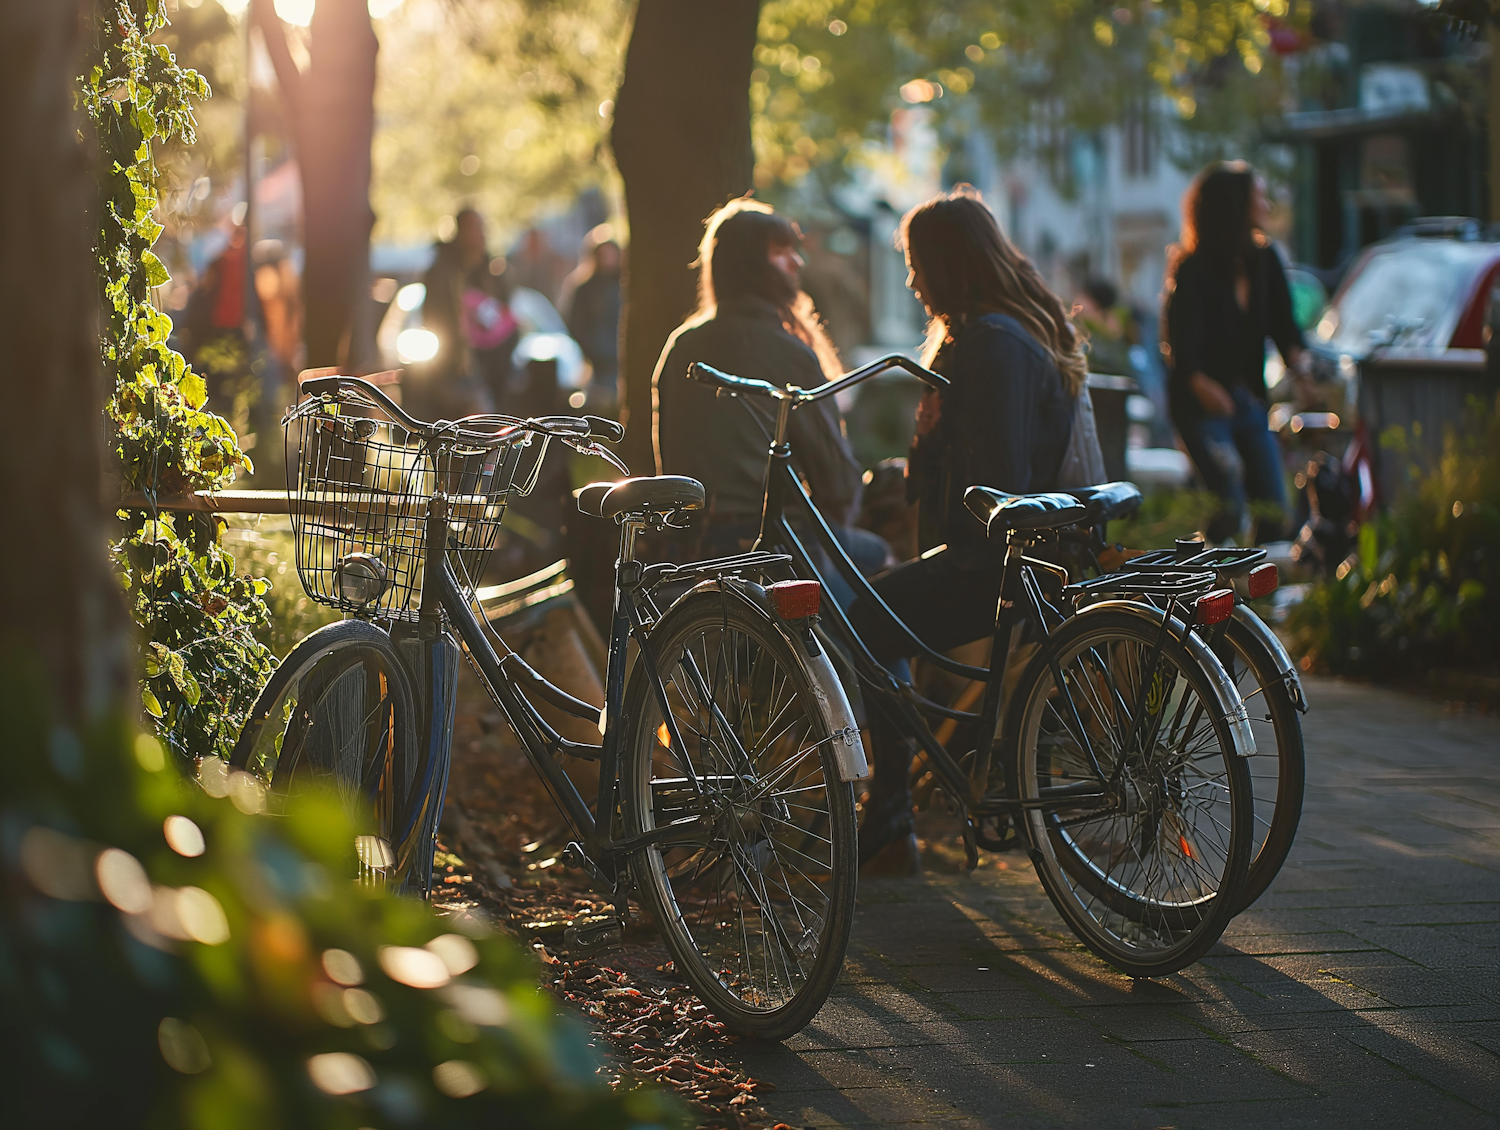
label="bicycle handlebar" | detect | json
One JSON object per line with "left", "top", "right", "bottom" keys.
{"left": 688, "top": 352, "right": 947, "bottom": 406}
{"left": 298, "top": 375, "right": 625, "bottom": 448}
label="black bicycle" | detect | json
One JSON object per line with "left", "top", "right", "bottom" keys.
{"left": 229, "top": 376, "right": 864, "bottom": 1039}
{"left": 1071, "top": 538, "right": 1306, "bottom": 913}
{"left": 685, "top": 357, "right": 1259, "bottom": 976}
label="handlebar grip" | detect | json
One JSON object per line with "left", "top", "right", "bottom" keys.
{"left": 688, "top": 362, "right": 782, "bottom": 399}
{"left": 585, "top": 416, "right": 625, "bottom": 444}
{"left": 300, "top": 375, "right": 425, "bottom": 433}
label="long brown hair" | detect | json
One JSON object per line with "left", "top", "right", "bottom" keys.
{"left": 1165, "top": 160, "right": 1259, "bottom": 288}
{"left": 692, "top": 198, "right": 842, "bottom": 380}
{"left": 900, "top": 186, "right": 1087, "bottom": 396}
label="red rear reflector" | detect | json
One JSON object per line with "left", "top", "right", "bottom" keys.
{"left": 1247, "top": 562, "right": 1278, "bottom": 599}
{"left": 768, "top": 580, "right": 821, "bottom": 619}
{"left": 1194, "top": 588, "right": 1235, "bottom": 626}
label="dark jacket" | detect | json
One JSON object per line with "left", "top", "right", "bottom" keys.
{"left": 653, "top": 296, "right": 861, "bottom": 524}
{"left": 907, "top": 313, "right": 1074, "bottom": 562}
{"left": 1165, "top": 243, "right": 1303, "bottom": 416}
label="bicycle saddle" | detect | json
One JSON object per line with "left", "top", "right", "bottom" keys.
{"left": 1067, "top": 481, "right": 1142, "bottom": 523}
{"left": 963, "top": 486, "right": 1090, "bottom": 534}
{"left": 576, "top": 476, "right": 706, "bottom": 520}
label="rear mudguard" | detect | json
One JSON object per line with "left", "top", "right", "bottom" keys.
{"left": 1231, "top": 604, "right": 1308, "bottom": 714}
{"left": 669, "top": 579, "right": 869, "bottom": 782}
{"left": 1081, "top": 600, "right": 1257, "bottom": 758}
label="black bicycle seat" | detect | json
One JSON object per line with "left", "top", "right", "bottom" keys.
{"left": 577, "top": 476, "right": 706, "bottom": 520}
{"left": 1068, "top": 481, "right": 1142, "bottom": 524}
{"left": 964, "top": 485, "right": 1090, "bottom": 534}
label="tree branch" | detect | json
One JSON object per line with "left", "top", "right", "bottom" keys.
{"left": 250, "top": 0, "right": 303, "bottom": 126}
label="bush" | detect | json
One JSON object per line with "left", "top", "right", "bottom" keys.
{"left": 1287, "top": 395, "right": 1500, "bottom": 678}
{"left": 0, "top": 653, "right": 680, "bottom": 1129}
{"left": 1106, "top": 488, "right": 1220, "bottom": 551}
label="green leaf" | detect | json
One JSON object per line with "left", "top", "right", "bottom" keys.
{"left": 179, "top": 372, "right": 208, "bottom": 410}
{"left": 142, "top": 685, "right": 164, "bottom": 718}
{"left": 141, "top": 250, "right": 170, "bottom": 287}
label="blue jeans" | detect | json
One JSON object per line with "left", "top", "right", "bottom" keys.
{"left": 1177, "top": 387, "right": 1288, "bottom": 542}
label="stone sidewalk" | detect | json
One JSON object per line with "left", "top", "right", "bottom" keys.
{"left": 741, "top": 677, "right": 1500, "bottom": 1128}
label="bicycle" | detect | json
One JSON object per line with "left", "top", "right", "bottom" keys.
{"left": 685, "top": 357, "right": 1259, "bottom": 976}
{"left": 230, "top": 376, "right": 865, "bottom": 1039}
{"left": 1070, "top": 536, "right": 1307, "bottom": 912}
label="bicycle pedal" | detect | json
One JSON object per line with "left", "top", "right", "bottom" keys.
{"left": 563, "top": 914, "right": 625, "bottom": 955}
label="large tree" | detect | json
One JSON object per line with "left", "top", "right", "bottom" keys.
{"left": 0, "top": 0, "right": 128, "bottom": 723}
{"left": 611, "top": 0, "right": 761, "bottom": 470}
{"left": 252, "top": 0, "right": 379, "bottom": 370}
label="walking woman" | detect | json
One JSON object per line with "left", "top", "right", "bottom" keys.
{"left": 1164, "top": 162, "right": 1305, "bottom": 543}
{"left": 852, "top": 186, "right": 1099, "bottom": 871}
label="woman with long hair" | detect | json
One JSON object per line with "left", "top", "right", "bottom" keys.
{"left": 653, "top": 198, "right": 865, "bottom": 557}
{"left": 852, "top": 185, "right": 1100, "bottom": 871}
{"left": 1164, "top": 161, "right": 1305, "bottom": 542}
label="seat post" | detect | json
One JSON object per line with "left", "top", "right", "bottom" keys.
{"left": 617, "top": 516, "right": 647, "bottom": 565}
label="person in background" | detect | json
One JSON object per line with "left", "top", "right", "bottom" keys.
{"left": 850, "top": 186, "right": 1098, "bottom": 874}
{"left": 1073, "top": 276, "right": 1136, "bottom": 378}
{"left": 420, "top": 207, "right": 496, "bottom": 417}
{"left": 508, "top": 227, "right": 571, "bottom": 306}
{"left": 559, "top": 224, "right": 623, "bottom": 409}
{"left": 1164, "top": 161, "right": 1306, "bottom": 544}
{"left": 652, "top": 198, "right": 872, "bottom": 566}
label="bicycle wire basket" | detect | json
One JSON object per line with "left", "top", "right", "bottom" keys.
{"left": 285, "top": 387, "right": 546, "bottom": 622}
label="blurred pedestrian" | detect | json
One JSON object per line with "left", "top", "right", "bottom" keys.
{"left": 652, "top": 198, "right": 870, "bottom": 565}
{"left": 848, "top": 185, "right": 1103, "bottom": 874}
{"left": 1073, "top": 276, "right": 1136, "bottom": 378}
{"left": 508, "top": 227, "right": 571, "bottom": 305}
{"left": 419, "top": 207, "right": 497, "bottom": 417}
{"left": 1164, "top": 161, "right": 1306, "bottom": 543}
{"left": 559, "top": 223, "right": 622, "bottom": 408}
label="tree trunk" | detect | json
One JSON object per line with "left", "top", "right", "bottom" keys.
{"left": 610, "top": 0, "right": 760, "bottom": 472}
{"left": 0, "top": 0, "right": 128, "bottom": 725}
{"left": 253, "top": 0, "right": 378, "bottom": 371}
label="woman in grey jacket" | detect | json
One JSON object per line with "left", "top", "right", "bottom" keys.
{"left": 653, "top": 199, "right": 866, "bottom": 558}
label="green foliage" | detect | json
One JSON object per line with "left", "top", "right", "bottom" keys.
{"left": 1288, "top": 396, "right": 1500, "bottom": 678}
{"left": 750, "top": 0, "right": 1306, "bottom": 191}
{"left": 1106, "top": 488, "right": 1221, "bottom": 551}
{"left": 0, "top": 651, "right": 677, "bottom": 1128}
{"left": 84, "top": 0, "right": 276, "bottom": 766}
{"left": 371, "top": 0, "right": 628, "bottom": 245}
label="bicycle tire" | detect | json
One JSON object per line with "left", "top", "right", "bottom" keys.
{"left": 1220, "top": 615, "right": 1305, "bottom": 912}
{"left": 621, "top": 586, "right": 858, "bottom": 1040}
{"left": 229, "top": 619, "right": 429, "bottom": 894}
{"left": 1004, "top": 605, "right": 1253, "bottom": 977}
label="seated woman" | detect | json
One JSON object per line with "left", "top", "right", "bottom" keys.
{"left": 652, "top": 199, "right": 884, "bottom": 572}
{"left": 851, "top": 186, "right": 1096, "bottom": 872}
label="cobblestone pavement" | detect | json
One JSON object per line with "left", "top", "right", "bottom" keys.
{"left": 741, "top": 676, "right": 1500, "bottom": 1128}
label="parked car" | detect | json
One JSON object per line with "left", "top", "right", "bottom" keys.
{"left": 1303, "top": 217, "right": 1500, "bottom": 376}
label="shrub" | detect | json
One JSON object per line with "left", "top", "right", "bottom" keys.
{"left": 0, "top": 655, "right": 679, "bottom": 1129}
{"left": 1287, "top": 395, "right": 1500, "bottom": 678}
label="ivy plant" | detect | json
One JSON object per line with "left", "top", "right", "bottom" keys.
{"left": 83, "top": 0, "right": 276, "bottom": 766}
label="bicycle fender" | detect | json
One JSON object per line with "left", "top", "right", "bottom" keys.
{"left": 800, "top": 643, "right": 870, "bottom": 782}
{"left": 1084, "top": 600, "right": 1257, "bottom": 758}
{"left": 678, "top": 578, "right": 869, "bottom": 782}
{"left": 1231, "top": 605, "right": 1308, "bottom": 714}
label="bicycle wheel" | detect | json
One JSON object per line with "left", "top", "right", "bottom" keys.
{"left": 1219, "top": 614, "right": 1305, "bottom": 912}
{"left": 230, "top": 619, "right": 429, "bottom": 894}
{"left": 621, "top": 587, "right": 857, "bottom": 1040}
{"left": 1004, "top": 605, "right": 1253, "bottom": 977}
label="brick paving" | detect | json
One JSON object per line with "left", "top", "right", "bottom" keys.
{"left": 741, "top": 677, "right": 1500, "bottom": 1128}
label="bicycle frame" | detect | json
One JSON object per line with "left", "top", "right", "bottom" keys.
{"left": 749, "top": 408, "right": 1134, "bottom": 865}
{"left": 404, "top": 492, "right": 804, "bottom": 901}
